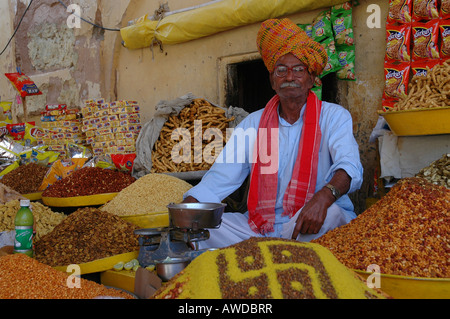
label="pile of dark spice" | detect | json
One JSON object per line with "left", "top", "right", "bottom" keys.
{"left": 0, "top": 163, "right": 49, "bottom": 194}
{"left": 42, "top": 167, "right": 136, "bottom": 197}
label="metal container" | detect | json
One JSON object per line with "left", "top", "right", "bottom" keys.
{"left": 156, "top": 257, "right": 191, "bottom": 281}
{"left": 167, "top": 202, "right": 226, "bottom": 230}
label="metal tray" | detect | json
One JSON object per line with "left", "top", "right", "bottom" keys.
{"left": 167, "top": 202, "right": 226, "bottom": 230}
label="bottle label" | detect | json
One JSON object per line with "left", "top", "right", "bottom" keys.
{"left": 15, "top": 226, "right": 33, "bottom": 251}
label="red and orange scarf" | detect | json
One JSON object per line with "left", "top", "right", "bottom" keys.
{"left": 247, "top": 91, "right": 322, "bottom": 234}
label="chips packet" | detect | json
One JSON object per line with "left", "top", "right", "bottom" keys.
{"left": 331, "top": 4, "right": 354, "bottom": 46}
{"left": 311, "top": 10, "right": 333, "bottom": 43}
{"left": 383, "top": 62, "right": 411, "bottom": 100}
{"left": 412, "top": 0, "right": 439, "bottom": 21}
{"left": 385, "top": 23, "right": 412, "bottom": 62}
{"left": 319, "top": 38, "right": 341, "bottom": 77}
{"left": 336, "top": 46, "right": 356, "bottom": 80}
{"left": 411, "top": 59, "right": 440, "bottom": 78}
{"left": 412, "top": 20, "right": 440, "bottom": 61}
{"left": 387, "top": 0, "right": 412, "bottom": 24}
{"left": 441, "top": 0, "right": 450, "bottom": 19}
{"left": 0, "top": 102, "right": 12, "bottom": 124}
{"left": 439, "top": 19, "right": 450, "bottom": 59}
{"left": 4, "top": 72, "right": 42, "bottom": 98}
{"left": 297, "top": 23, "right": 313, "bottom": 38}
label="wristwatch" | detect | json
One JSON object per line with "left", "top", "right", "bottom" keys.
{"left": 325, "top": 183, "right": 341, "bottom": 200}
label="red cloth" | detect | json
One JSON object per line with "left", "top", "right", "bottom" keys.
{"left": 247, "top": 91, "right": 322, "bottom": 234}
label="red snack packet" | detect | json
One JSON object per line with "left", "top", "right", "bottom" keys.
{"left": 385, "top": 23, "right": 411, "bottom": 62}
{"left": 381, "top": 98, "right": 398, "bottom": 112}
{"left": 411, "top": 59, "right": 440, "bottom": 77}
{"left": 441, "top": 0, "right": 450, "bottom": 20}
{"left": 412, "top": 20, "right": 440, "bottom": 61}
{"left": 6, "top": 122, "right": 36, "bottom": 141}
{"left": 413, "top": 0, "right": 439, "bottom": 21}
{"left": 387, "top": 0, "right": 412, "bottom": 24}
{"left": 383, "top": 62, "right": 411, "bottom": 100}
{"left": 110, "top": 153, "right": 136, "bottom": 173}
{"left": 4, "top": 72, "right": 42, "bottom": 98}
{"left": 439, "top": 19, "right": 450, "bottom": 59}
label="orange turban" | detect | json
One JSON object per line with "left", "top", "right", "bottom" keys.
{"left": 257, "top": 18, "right": 328, "bottom": 76}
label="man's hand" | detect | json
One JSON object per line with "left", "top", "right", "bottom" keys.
{"left": 182, "top": 196, "right": 199, "bottom": 203}
{"left": 291, "top": 188, "right": 334, "bottom": 239}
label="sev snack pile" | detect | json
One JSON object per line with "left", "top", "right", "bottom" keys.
{"left": 313, "top": 177, "right": 449, "bottom": 278}
{"left": 151, "top": 98, "right": 234, "bottom": 173}
{"left": 0, "top": 200, "right": 65, "bottom": 240}
{"left": 100, "top": 173, "right": 192, "bottom": 216}
{"left": 0, "top": 254, "right": 134, "bottom": 299}
{"left": 394, "top": 59, "right": 450, "bottom": 110}
{"left": 35, "top": 207, "right": 139, "bottom": 267}
{"left": 152, "top": 237, "right": 386, "bottom": 299}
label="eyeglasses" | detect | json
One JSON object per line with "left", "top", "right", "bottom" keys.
{"left": 274, "top": 65, "right": 308, "bottom": 78}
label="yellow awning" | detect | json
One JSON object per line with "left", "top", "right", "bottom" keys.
{"left": 120, "top": 0, "right": 348, "bottom": 49}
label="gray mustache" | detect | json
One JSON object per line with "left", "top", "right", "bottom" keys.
{"left": 280, "top": 82, "right": 300, "bottom": 88}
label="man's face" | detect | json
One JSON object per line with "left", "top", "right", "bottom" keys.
{"left": 270, "top": 53, "right": 315, "bottom": 100}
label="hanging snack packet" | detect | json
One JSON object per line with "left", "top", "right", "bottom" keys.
{"left": 439, "top": 19, "right": 450, "bottom": 59}
{"left": 383, "top": 62, "right": 411, "bottom": 100}
{"left": 0, "top": 102, "right": 12, "bottom": 124}
{"left": 319, "top": 38, "right": 341, "bottom": 77}
{"left": 412, "top": 20, "right": 440, "bottom": 61}
{"left": 385, "top": 23, "right": 411, "bottom": 62}
{"left": 411, "top": 59, "right": 440, "bottom": 78}
{"left": 4, "top": 72, "right": 42, "bottom": 98}
{"left": 331, "top": 4, "right": 354, "bottom": 46}
{"left": 297, "top": 23, "right": 313, "bottom": 38}
{"left": 6, "top": 122, "right": 35, "bottom": 141}
{"left": 441, "top": 0, "right": 450, "bottom": 20}
{"left": 413, "top": 0, "right": 439, "bottom": 21}
{"left": 336, "top": 46, "right": 356, "bottom": 80}
{"left": 311, "top": 10, "right": 333, "bottom": 43}
{"left": 387, "top": 0, "right": 412, "bottom": 24}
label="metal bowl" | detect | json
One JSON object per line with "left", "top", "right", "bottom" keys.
{"left": 167, "top": 202, "right": 226, "bottom": 230}
{"left": 156, "top": 257, "right": 191, "bottom": 281}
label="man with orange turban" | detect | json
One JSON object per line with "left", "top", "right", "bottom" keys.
{"left": 183, "top": 18, "right": 363, "bottom": 248}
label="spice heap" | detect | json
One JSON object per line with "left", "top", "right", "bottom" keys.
{"left": 1, "top": 163, "right": 49, "bottom": 194}
{"left": 35, "top": 207, "right": 139, "bottom": 267}
{"left": 152, "top": 237, "right": 386, "bottom": 299}
{"left": 415, "top": 153, "right": 450, "bottom": 188}
{"left": 101, "top": 173, "right": 192, "bottom": 216}
{"left": 313, "top": 177, "right": 449, "bottom": 278}
{"left": 0, "top": 254, "right": 133, "bottom": 299}
{"left": 42, "top": 167, "right": 136, "bottom": 198}
{"left": 0, "top": 200, "right": 65, "bottom": 240}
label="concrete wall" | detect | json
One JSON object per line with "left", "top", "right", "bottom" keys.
{"left": 0, "top": 0, "right": 389, "bottom": 212}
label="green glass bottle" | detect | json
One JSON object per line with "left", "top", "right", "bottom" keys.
{"left": 14, "top": 199, "right": 34, "bottom": 257}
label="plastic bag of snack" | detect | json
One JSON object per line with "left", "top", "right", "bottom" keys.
{"left": 23, "top": 122, "right": 45, "bottom": 147}
{"left": 439, "top": 19, "right": 450, "bottom": 59}
{"left": 381, "top": 97, "right": 398, "bottom": 112}
{"left": 413, "top": 0, "right": 439, "bottom": 21}
{"left": 297, "top": 23, "right": 313, "bottom": 38}
{"left": 110, "top": 153, "right": 136, "bottom": 173}
{"left": 311, "top": 10, "right": 333, "bottom": 43}
{"left": 385, "top": 23, "right": 411, "bottom": 62}
{"left": 0, "top": 102, "right": 12, "bottom": 124}
{"left": 4, "top": 71, "right": 42, "bottom": 98}
{"left": 387, "top": 0, "right": 412, "bottom": 24}
{"left": 411, "top": 59, "right": 440, "bottom": 78}
{"left": 319, "top": 38, "right": 341, "bottom": 77}
{"left": 331, "top": 4, "right": 354, "bottom": 46}
{"left": 412, "top": 20, "right": 440, "bottom": 61}
{"left": 336, "top": 46, "right": 356, "bottom": 80}
{"left": 442, "top": 0, "right": 450, "bottom": 20}
{"left": 6, "top": 122, "right": 35, "bottom": 141}
{"left": 383, "top": 62, "right": 411, "bottom": 100}
{"left": 38, "top": 157, "right": 87, "bottom": 191}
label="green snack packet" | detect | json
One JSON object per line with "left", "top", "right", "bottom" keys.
{"left": 331, "top": 5, "right": 354, "bottom": 46}
{"left": 311, "top": 85, "right": 322, "bottom": 100}
{"left": 311, "top": 10, "right": 333, "bottom": 43}
{"left": 336, "top": 45, "right": 356, "bottom": 81}
{"left": 319, "top": 38, "right": 341, "bottom": 78}
{"left": 297, "top": 23, "right": 313, "bottom": 38}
